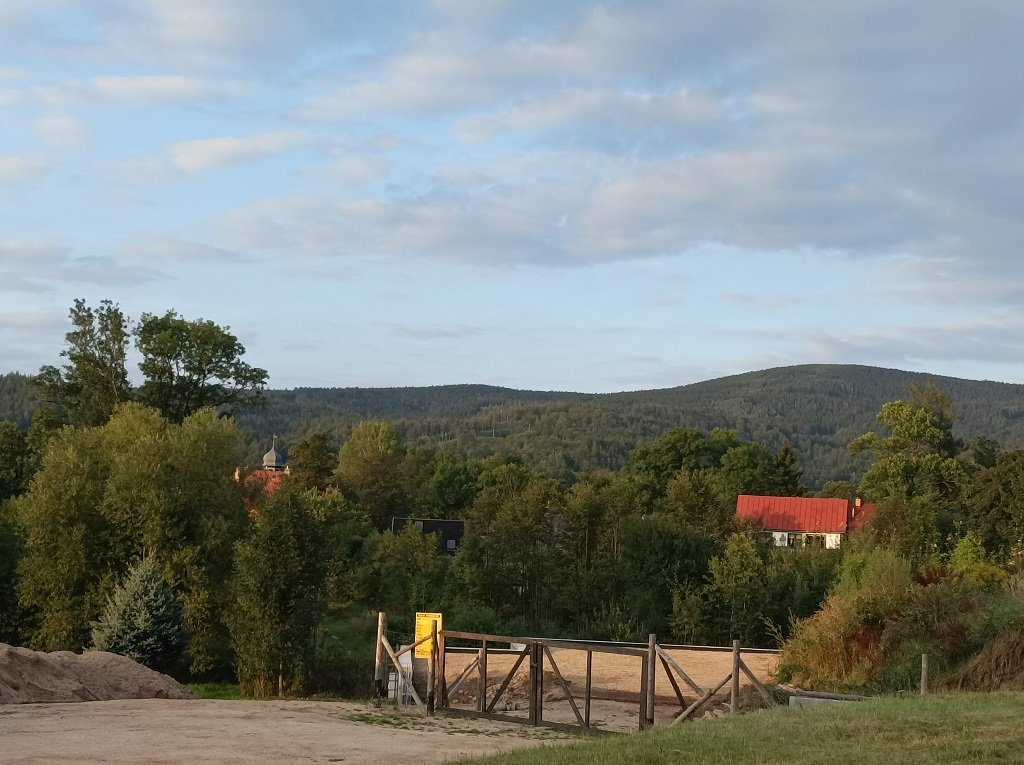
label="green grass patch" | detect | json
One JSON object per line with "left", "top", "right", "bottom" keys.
{"left": 188, "top": 682, "right": 243, "bottom": 700}
{"left": 458, "top": 693, "right": 1024, "bottom": 765}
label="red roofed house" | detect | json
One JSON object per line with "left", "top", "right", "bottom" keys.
{"left": 735, "top": 495, "right": 875, "bottom": 549}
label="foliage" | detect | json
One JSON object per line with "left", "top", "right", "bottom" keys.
{"left": 34, "top": 299, "right": 131, "bottom": 427}
{"left": 0, "top": 500, "right": 26, "bottom": 643}
{"left": 365, "top": 525, "right": 448, "bottom": 616}
{"left": 286, "top": 430, "right": 337, "bottom": 491}
{"left": 15, "top": 404, "right": 248, "bottom": 672}
{"left": 135, "top": 310, "right": 268, "bottom": 423}
{"left": 228, "top": 486, "right": 336, "bottom": 697}
{"left": 90, "top": 555, "right": 187, "bottom": 674}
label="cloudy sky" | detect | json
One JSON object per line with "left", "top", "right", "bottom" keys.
{"left": 1, "top": 1, "right": 1022, "bottom": 392}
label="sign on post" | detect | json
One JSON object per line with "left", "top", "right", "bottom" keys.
{"left": 414, "top": 612, "right": 442, "bottom": 658}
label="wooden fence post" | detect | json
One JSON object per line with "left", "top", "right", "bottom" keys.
{"left": 374, "top": 611, "right": 386, "bottom": 707}
{"left": 921, "top": 653, "right": 929, "bottom": 695}
{"left": 730, "top": 640, "right": 740, "bottom": 715}
{"left": 427, "top": 621, "right": 437, "bottom": 715}
{"left": 477, "top": 640, "right": 488, "bottom": 713}
{"left": 645, "top": 634, "right": 657, "bottom": 729}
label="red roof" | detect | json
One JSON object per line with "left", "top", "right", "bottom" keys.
{"left": 735, "top": 495, "right": 875, "bottom": 534}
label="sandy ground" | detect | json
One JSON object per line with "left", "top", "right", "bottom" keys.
{"left": 0, "top": 699, "right": 570, "bottom": 765}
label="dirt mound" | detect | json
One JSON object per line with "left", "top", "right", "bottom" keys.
{"left": 940, "top": 630, "right": 1024, "bottom": 692}
{"left": 0, "top": 643, "right": 196, "bottom": 704}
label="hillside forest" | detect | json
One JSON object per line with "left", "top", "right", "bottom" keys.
{"left": 2, "top": 300, "right": 1024, "bottom": 696}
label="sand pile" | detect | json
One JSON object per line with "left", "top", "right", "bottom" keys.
{"left": 0, "top": 643, "right": 196, "bottom": 704}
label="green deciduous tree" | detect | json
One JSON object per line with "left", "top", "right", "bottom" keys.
{"left": 91, "top": 555, "right": 187, "bottom": 674}
{"left": 850, "top": 397, "right": 968, "bottom": 503}
{"left": 16, "top": 404, "right": 249, "bottom": 671}
{"left": 34, "top": 299, "right": 131, "bottom": 427}
{"left": 135, "top": 310, "right": 267, "bottom": 423}
{"left": 228, "top": 486, "right": 336, "bottom": 697}
{"left": 335, "top": 420, "right": 406, "bottom": 529}
{"left": 287, "top": 431, "right": 338, "bottom": 491}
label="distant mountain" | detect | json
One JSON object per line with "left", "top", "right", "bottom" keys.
{"left": 4, "top": 365, "right": 1024, "bottom": 487}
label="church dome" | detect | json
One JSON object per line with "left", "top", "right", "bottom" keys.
{"left": 262, "top": 441, "right": 284, "bottom": 470}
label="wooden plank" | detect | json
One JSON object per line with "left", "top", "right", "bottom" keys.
{"left": 730, "top": 640, "right": 740, "bottom": 715}
{"left": 543, "top": 645, "right": 586, "bottom": 728}
{"left": 441, "top": 630, "right": 530, "bottom": 644}
{"left": 528, "top": 643, "right": 539, "bottom": 726}
{"left": 658, "top": 653, "right": 686, "bottom": 709}
{"left": 438, "top": 633, "right": 448, "bottom": 707}
{"left": 645, "top": 634, "right": 657, "bottom": 728}
{"left": 776, "top": 684, "right": 868, "bottom": 701}
{"left": 486, "top": 645, "right": 530, "bottom": 714}
{"left": 373, "top": 612, "right": 386, "bottom": 707}
{"left": 584, "top": 650, "right": 592, "bottom": 728}
{"left": 542, "top": 639, "right": 647, "bottom": 657}
{"left": 381, "top": 635, "right": 426, "bottom": 715}
{"left": 447, "top": 657, "right": 479, "bottom": 698}
{"left": 738, "top": 658, "right": 774, "bottom": 706}
{"left": 393, "top": 632, "right": 432, "bottom": 660}
{"left": 638, "top": 655, "right": 648, "bottom": 730}
{"left": 427, "top": 623, "right": 437, "bottom": 715}
{"left": 671, "top": 670, "right": 732, "bottom": 726}
{"left": 477, "top": 641, "right": 488, "bottom": 713}
{"left": 536, "top": 643, "right": 545, "bottom": 724}
{"left": 655, "top": 646, "right": 705, "bottom": 696}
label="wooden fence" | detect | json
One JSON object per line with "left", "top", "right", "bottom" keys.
{"left": 372, "top": 612, "right": 781, "bottom": 733}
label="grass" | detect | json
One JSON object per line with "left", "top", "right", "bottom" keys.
{"left": 456, "top": 693, "right": 1024, "bottom": 765}
{"left": 188, "top": 682, "right": 243, "bottom": 700}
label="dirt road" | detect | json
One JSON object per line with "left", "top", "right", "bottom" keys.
{"left": 0, "top": 699, "right": 568, "bottom": 765}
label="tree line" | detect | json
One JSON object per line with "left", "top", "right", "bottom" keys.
{"left": 2, "top": 301, "right": 1024, "bottom": 697}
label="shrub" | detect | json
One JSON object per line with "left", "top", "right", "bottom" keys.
{"left": 91, "top": 556, "right": 187, "bottom": 675}
{"left": 777, "top": 595, "right": 882, "bottom": 689}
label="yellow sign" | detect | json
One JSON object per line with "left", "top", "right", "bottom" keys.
{"left": 414, "top": 612, "right": 442, "bottom": 659}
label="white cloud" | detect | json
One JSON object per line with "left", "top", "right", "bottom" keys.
{"left": 91, "top": 74, "right": 211, "bottom": 101}
{"left": 0, "top": 155, "right": 48, "bottom": 182}
{"left": 0, "top": 88, "right": 22, "bottom": 106}
{"left": 125, "top": 237, "right": 247, "bottom": 264}
{"left": 455, "top": 87, "right": 722, "bottom": 145}
{"left": 33, "top": 114, "right": 89, "bottom": 147}
{"left": 165, "top": 132, "right": 300, "bottom": 173}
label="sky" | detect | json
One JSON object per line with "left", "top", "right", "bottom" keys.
{"left": 1, "top": 1, "right": 1023, "bottom": 393}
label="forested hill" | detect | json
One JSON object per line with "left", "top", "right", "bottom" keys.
{"left": 3, "top": 365, "right": 1024, "bottom": 487}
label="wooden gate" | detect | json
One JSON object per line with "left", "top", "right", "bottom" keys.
{"left": 372, "top": 612, "right": 778, "bottom": 732}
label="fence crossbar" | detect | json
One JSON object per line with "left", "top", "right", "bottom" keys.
{"left": 381, "top": 635, "right": 427, "bottom": 715}
{"left": 658, "top": 653, "right": 687, "bottom": 709}
{"left": 392, "top": 632, "right": 433, "bottom": 660}
{"left": 485, "top": 645, "right": 531, "bottom": 714}
{"left": 655, "top": 646, "right": 704, "bottom": 697}
{"left": 542, "top": 645, "right": 587, "bottom": 728}
{"left": 671, "top": 669, "right": 733, "bottom": 726}
{"left": 446, "top": 656, "right": 481, "bottom": 700}
{"left": 739, "top": 658, "right": 775, "bottom": 706}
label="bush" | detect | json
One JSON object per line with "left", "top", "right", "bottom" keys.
{"left": 91, "top": 556, "right": 187, "bottom": 675}
{"left": 777, "top": 595, "right": 882, "bottom": 689}
{"left": 308, "top": 640, "right": 374, "bottom": 698}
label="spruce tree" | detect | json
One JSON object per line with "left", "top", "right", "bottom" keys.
{"left": 91, "top": 556, "right": 187, "bottom": 674}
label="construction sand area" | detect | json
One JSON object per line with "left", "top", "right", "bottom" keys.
{"left": 443, "top": 645, "right": 779, "bottom": 731}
